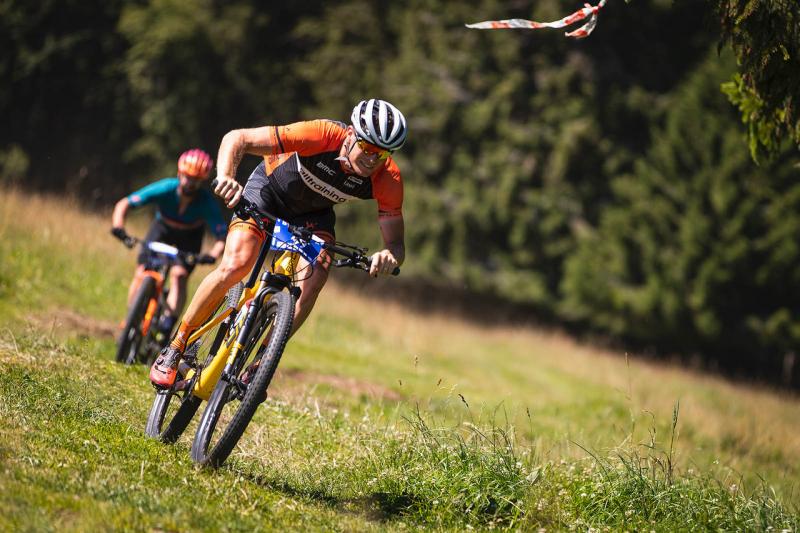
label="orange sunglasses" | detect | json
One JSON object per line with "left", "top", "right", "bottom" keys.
{"left": 356, "top": 138, "right": 392, "bottom": 160}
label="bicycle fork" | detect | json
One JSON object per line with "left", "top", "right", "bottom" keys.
{"left": 220, "top": 290, "right": 269, "bottom": 382}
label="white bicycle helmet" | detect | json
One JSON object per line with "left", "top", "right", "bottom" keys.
{"left": 350, "top": 99, "right": 408, "bottom": 151}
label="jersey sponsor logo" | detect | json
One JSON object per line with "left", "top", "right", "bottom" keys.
{"left": 315, "top": 161, "right": 337, "bottom": 176}
{"left": 296, "top": 156, "right": 356, "bottom": 204}
{"left": 343, "top": 175, "right": 364, "bottom": 189}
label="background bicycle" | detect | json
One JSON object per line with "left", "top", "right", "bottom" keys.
{"left": 112, "top": 233, "right": 213, "bottom": 365}
{"left": 145, "top": 195, "right": 397, "bottom": 468}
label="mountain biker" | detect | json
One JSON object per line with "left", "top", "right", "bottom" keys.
{"left": 149, "top": 99, "right": 408, "bottom": 388}
{"left": 111, "top": 149, "right": 228, "bottom": 341}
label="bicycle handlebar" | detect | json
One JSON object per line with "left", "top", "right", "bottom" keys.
{"left": 111, "top": 231, "right": 210, "bottom": 266}
{"left": 212, "top": 178, "right": 399, "bottom": 276}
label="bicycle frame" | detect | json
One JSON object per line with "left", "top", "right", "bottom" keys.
{"left": 183, "top": 249, "right": 299, "bottom": 400}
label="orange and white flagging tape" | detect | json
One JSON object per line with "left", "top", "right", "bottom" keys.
{"left": 466, "top": 0, "right": 608, "bottom": 39}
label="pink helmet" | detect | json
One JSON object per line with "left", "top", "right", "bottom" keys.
{"left": 177, "top": 149, "right": 213, "bottom": 180}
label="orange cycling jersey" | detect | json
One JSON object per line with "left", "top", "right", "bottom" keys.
{"left": 263, "top": 120, "right": 403, "bottom": 218}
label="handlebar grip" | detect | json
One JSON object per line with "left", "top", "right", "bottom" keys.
{"left": 364, "top": 263, "right": 401, "bottom": 276}
{"left": 212, "top": 177, "right": 257, "bottom": 215}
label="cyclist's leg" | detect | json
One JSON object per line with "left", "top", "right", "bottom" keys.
{"left": 286, "top": 208, "right": 336, "bottom": 335}
{"left": 126, "top": 220, "right": 165, "bottom": 307}
{"left": 151, "top": 225, "right": 262, "bottom": 388}
{"left": 158, "top": 264, "right": 188, "bottom": 338}
{"left": 292, "top": 248, "right": 332, "bottom": 335}
{"left": 155, "top": 223, "right": 202, "bottom": 338}
{"left": 165, "top": 265, "right": 189, "bottom": 316}
{"left": 163, "top": 222, "right": 203, "bottom": 321}
{"left": 171, "top": 221, "right": 263, "bottom": 351}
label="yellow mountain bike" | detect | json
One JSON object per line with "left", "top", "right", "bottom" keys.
{"left": 145, "top": 195, "right": 397, "bottom": 468}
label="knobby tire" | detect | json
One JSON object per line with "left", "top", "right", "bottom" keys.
{"left": 145, "top": 391, "right": 201, "bottom": 443}
{"left": 116, "top": 276, "right": 156, "bottom": 364}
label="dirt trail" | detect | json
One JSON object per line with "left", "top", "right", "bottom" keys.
{"left": 33, "top": 309, "right": 119, "bottom": 339}
{"left": 275, "top": 368, "right": 402, "bottom": 402}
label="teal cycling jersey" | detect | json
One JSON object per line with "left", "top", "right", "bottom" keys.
{"left": 127, "top": 178, "right": 227, "bottom": 239}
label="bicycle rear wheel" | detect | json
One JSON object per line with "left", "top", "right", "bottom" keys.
{"left": 146, "top": 388, "right": 201, "bottom": 443}
{"left": 145, "top": 284, "right": 241, "bottom": 442}
{"left": 191, "top": 289, "right": 294, "bottom": 467}
{"left": 116, "top": 276, "right": 156, "bottom": 364}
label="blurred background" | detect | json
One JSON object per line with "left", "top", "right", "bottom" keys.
{"left": 2, "top": 0, "right": 798, "bottom": 388}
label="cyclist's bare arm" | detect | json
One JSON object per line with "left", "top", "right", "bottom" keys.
{"left": 370, "top": 216, "right": 405, "bottom": 277}
{"left": 214, "top": 127, "right": 280, "bottom": 208}
{"left": 112, "top": 197, "right": 131, "bottom": 229}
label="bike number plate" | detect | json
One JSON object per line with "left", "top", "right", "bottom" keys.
{"left": 269, "top": 218, "right": 324, "bottom": 264}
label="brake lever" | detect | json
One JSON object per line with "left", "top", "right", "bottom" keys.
{"left": 334, "top": 257, "right": 364, "bottom": 271}
{"left": 332, "top": 255, "right": 399, "bottom": 275}
{"left": 235, "top": 201, "right": 267, "bottom": 232}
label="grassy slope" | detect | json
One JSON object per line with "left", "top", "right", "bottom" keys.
{"left": 0, "top": 189, "right": 798, "bottom": 531}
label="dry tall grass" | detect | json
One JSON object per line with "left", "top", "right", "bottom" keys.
{"left": 312, "top": 283, "right": 800, "bottom": 452}
{"left": 1, "top": 187, "right": 147, "bottom": 256}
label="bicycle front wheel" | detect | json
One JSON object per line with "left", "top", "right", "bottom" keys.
{"left": 191, "top": 290, "right": 294, "bottom": 467}
{"left": 116, "top": 276, "right": 156, "bottom": 364}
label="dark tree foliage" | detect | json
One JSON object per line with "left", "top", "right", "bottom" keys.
{"left": 116, "top": 0, "right": 325, "bottom": 192}
{"left": 0, "top": 0, "right": 324, "bottom": 199}
{"left": 717, "top": 0, "right": 800, "bottom": 161}
{"left": 560, "top": 49, "right": 800, "bottom": 385}
{"left": 0, "top": 0, "right": 135, "bottom": 200}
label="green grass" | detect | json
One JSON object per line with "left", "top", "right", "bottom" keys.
{"left": 2, "top": 333, "right": 796, "bottom": 531}
{"left": 0, "top": 335, "right": 383, "bottom": 532}
{"left": 1, "top": 189, "right": 799, "bottom": 530}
